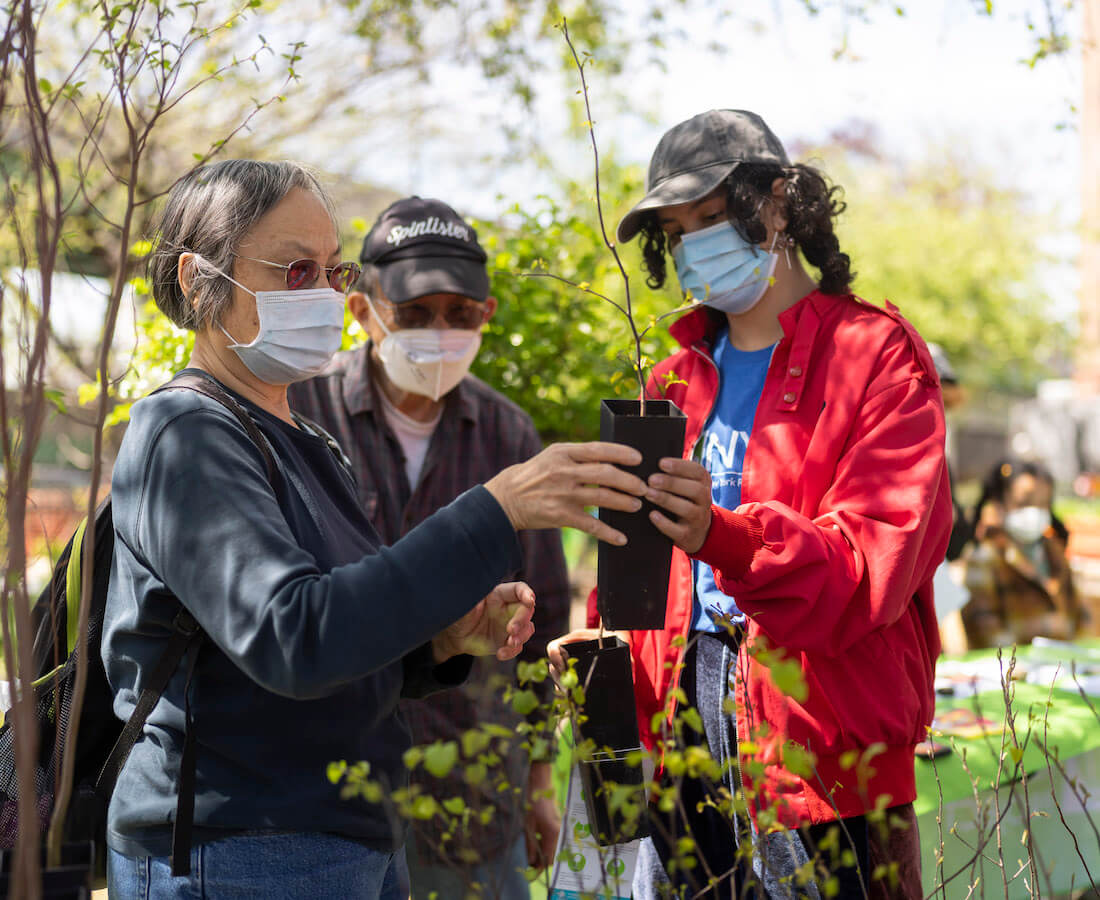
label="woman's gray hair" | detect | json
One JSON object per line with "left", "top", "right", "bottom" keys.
{"left": 149, "top": 160, "right": 336, "bottom": 330}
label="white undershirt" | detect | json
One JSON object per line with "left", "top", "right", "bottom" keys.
{"left": 376, "top": 389, "right": 442, "bottom": 489}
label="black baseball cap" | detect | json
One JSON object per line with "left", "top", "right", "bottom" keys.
{"left": 359, "top": 197, "right": 490, "bottom": 304}
{"left": 617, "top": 110, "right": 790, "bottom": 243}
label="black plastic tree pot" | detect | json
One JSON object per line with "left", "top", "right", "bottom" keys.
{"left": 0, "top": 840, "right": 94, "bottom": 899}
{"left": 598, "top": 398, "right": 687, "bottom": 630}
{"left": 562, "top": 637, "right": 649, "bottom": 846}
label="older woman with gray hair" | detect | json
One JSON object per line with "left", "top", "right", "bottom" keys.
{"left": 103, "top": 159, "right": 647, "bottom": 899}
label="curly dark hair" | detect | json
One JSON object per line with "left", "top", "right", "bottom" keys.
{"left": 638, "top": 162, "right": 854, "bottom": 296}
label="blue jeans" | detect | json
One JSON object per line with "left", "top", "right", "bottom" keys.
{"left": 399, "top": 829, "right": 530, "bottom": 900}
{"left": 108, "top": 832, "right": 405, "bottom": 899}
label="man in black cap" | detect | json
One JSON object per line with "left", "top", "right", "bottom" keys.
{"left": 289, "top": 197, "right": 568, "bottom": 899}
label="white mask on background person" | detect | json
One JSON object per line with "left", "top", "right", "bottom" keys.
{"left": 205, "top": 260, "right": 345, "bottom": 385}
{"left": 1003, "top": 506, "right": 1052, "bottom": 545}
{"left": 365, "top": 296, "right": 482, "bottom": 401}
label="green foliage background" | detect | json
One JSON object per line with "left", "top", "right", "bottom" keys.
{"left": 831, "top": 152, "right": 1072, "bottom": 395}
{"left": 471, "top": 171, "right": 681, "bottom": 444}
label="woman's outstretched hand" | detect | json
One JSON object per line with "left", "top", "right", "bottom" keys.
{"left": 485, "top": 442, "right": 647, "bottom": 546}
{"left": 432, "top": 581, "right": 536, "bottom": 662}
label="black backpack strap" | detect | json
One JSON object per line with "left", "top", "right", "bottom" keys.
{"left": 95, "top": 608, "right": 202, "bottom": 799}
{"left": 171, "top": 637, "right": 203, "bottom": 876}
{"left": 153, "top": 372, "right": 278, "bottom": 485}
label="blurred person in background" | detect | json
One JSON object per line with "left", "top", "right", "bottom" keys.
{"left": 290, "top": 197, "right": 568, "bottom": 900}
{"left": 927, "top": 343, "right": 973, "bottom": 562}
{"left": 926, "top": 342, "right": 972, "bottom": 655}
{"left": 961, "top": 457, "right": 1084, "bottom": 649}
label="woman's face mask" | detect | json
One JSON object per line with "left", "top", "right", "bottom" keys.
{"left": 365, "top": 296, "right": 481, "bottom": 401}
{"left": 202, "top": 258, "right": 346, "bottom": 385}
{"left": 671, "top": 220, "right": 778, "bottom": 315}
{"left": 1003, "top": 505, "right": 1052, "bottom": 545}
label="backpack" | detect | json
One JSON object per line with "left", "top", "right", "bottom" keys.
{"left": 0, "top": 371, "right": 294, "bottom": 879}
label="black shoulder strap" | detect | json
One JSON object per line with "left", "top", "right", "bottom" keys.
{"left": 94, "top": 608, "right": 201, "bottom": 799}
{"left": 96, "top": 370, "right": 282, "bottom": 876}
{"left": 155, "top": 371, "right": 278, "bottom": 485}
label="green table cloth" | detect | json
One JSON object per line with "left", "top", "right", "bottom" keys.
{"left": 917, "top": 643, "right": 1100, "bottom": 898}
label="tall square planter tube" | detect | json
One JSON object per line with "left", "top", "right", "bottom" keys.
{"left": 597, "top": 398, "right": 687, "bottom": 631}
{"left": 562, "top": 637, "right": 649, "bottom": 847}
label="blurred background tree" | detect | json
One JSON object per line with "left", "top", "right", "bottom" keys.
{"left": 14, "top": 0, "right": 1090, "bottom": 485}
{"left": 470, "top": 161, "right": 681, "bottom": 445}
{"left": 795, "top": 126, "right": 1073, "bottom": 397}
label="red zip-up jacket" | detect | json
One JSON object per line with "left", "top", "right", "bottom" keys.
{"left": 591, "top": 289, "right": 951, "bottom": 827}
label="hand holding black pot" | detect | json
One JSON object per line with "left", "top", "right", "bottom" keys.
{"left": 546, "top": 628, "right": 628, "bottom": 684}
{"left": 644, "top": 457, "right": 714, "bottom": 554}
{"left": 485, "top": 442, "right": 647, "bottom": 545}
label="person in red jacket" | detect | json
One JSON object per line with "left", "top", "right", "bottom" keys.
{"left": 552, "top": 110, "right": 952, "bottom": 898}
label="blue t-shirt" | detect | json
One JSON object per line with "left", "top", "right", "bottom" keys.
{"left": 692, "top": 332, "right": 774, "bottom": 632}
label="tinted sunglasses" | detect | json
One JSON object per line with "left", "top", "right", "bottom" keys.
{"left": 235, "top": 255, "right": 361, "bottom": 293}
{"left": 385, "top": 298, "right": 487, "bottom": 330}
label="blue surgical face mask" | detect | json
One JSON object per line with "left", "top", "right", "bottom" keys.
{"left": 671, "top": 220, "right": 778, "bottom": 315}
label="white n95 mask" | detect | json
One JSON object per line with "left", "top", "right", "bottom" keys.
{"left": 366, "top": 296, "right": 481, "bottom": 400}
{"left": 1003, "top": 506, "right": 1052, "bottom": 545}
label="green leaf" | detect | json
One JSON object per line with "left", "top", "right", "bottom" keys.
{"left": 461, "top": 728, "right": 491, "bottom": 758}
{"left": 679, "top": 707, "right": 703, "bottom": 735}
{"left": 325, "top": 760, "right": 347, "bottom": 784}
{"left": 423, "top": 741, "right": 458, "bottom": 778}
{"left": 409, "top": 795, "right": 440, "bottom": 820}
{"left": 105, "top": 402, "right": 133, "bottom": 428}
{"left": 511, "top": 689, "right": 538, "bottom": 716}
{"left": 77, "top": 382, "right": 101, "bottom": 407}
{"left": 402, "top": 746, "right": 424, "bottom": 771}
{"left": 44, "top": 388, "right": 67, "bottom": 415}
{"left": 782, "top": 742, "right": 816, "bottom": 778}
{"left": 769, "top": 659, "right": 808, "bottom": 702}
{"left": 442, "top": 796, "right": 466, "bottom": 816}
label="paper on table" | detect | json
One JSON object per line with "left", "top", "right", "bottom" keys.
{"left": 931, "top": 707, "right": 1005, "bottom": 739}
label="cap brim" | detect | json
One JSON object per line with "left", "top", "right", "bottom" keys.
{"left": 376, "top": 255, "right": 490, "bottom": 304}
{"left": 616, "top": 161, "right": 739, "bottom": 244}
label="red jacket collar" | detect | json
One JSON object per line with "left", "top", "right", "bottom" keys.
{"left": 667, "top": 289, "right": 840, "bottom": 351}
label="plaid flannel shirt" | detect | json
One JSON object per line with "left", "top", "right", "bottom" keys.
{"left": 289, "top": 344, "right": 570, "bottom": 865}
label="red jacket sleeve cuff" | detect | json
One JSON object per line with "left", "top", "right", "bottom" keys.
{"left": 690, "top": 505, "right": 764, "bottom": 581}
